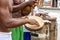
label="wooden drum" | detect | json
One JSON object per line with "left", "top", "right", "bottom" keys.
{"left": 25, "top": 16, "right": 44, "bottom": 31}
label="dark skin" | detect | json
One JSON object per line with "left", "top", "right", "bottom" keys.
{"left": 21, "top": 5, "right": 31, "bottom": 16}
{"left": 12, "top": 0, "right": 37, "bottom": 12}
{"left": 0, "top": 0, "right": 39, "bottom": 32}
{"left": 12, "top": 0, "right": 36, "bottom": 17}
{"left": 13, "top": 0, "right": 39, "bottom": 25}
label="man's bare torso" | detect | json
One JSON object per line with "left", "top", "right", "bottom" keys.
{"left": 0, "top": 0, "right": 38, "bottom": 32}
{"left": 0, "top": 0, "right": 14, "bottom": 32}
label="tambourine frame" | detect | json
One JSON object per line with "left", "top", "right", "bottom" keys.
{"left": 25, "top": 25, "right": 43, "bottom": 31}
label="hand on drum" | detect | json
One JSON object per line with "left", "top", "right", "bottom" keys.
{"left": 25, "top": 16, "right": 44, "bottom": 31}
{"left": 28, "top": 19, "right": 39, "bottom": 27}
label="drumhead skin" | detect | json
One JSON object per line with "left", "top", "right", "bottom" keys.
{"left": 25, "top": 16, "right": 44, "bottom": 31}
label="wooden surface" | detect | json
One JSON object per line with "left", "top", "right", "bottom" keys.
{"left": 49, "top": 18, "right": 57, "bottom": 40}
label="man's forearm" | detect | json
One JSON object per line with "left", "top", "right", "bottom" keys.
{"left": 12, "top": 2, "right": 29, "bottom": 12}
{"left": 5, "top": 18, "right": 29, "bottom": 28}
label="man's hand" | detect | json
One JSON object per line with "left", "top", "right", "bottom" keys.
{"left": 27, "top": 19, "right": 39, "bottom": 26}
{"left": 27, "top": 0, "right": 37, "bottom": 6}
{"left": 21, "top": 16, "right": 28, "bottom": 19}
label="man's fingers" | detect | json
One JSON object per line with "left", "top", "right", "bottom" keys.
{"left": 34, "top": 1, "right": 38, "bottom": 3}
{"left": 21, "top": 16, "right": 28, "bottom": 19}
{"left": 35, "top": 23, "right": 39, "bottom": 27}
{"left": 34, "top": 20, "right": 39, "bottom": 26}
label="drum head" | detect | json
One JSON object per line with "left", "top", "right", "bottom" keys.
{"left": 25, "top": 16, "right": 44, "bottom": 31}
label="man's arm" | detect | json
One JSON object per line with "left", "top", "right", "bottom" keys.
{"left": 12, "top": 2, "right": 29, "bottom": 12}
{"left": 0, "top": 0, "right": 30, "bottom": 28}
{"left": 12, "top": 0, "right": 37, "bottom": 12}
{"left": 0, "top": 0, "right": 39, "bottom": 28}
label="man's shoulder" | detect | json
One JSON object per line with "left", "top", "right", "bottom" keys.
{"left": 0, "top": 0, "right": 9, "bottom": 8}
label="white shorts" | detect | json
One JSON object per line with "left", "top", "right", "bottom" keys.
{"left": 0, "top": 32, "right": 12, "bottom": 40}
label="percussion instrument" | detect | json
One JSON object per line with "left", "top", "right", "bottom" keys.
{"left": 25, "top": 16, "right": 44, "bottom": 31}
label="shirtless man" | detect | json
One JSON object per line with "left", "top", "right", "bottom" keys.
{"left": 0, "top": 0, "right": 39, "bottom": 40}
{"left": 11, "top": 0, "right": 32, "bottom": 40}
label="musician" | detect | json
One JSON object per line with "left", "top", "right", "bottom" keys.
{"left": 12, "top": 0, "right": 32, "bottom": 40}
{"left": 0, "top": 0, "right": 39, "bottom": 40}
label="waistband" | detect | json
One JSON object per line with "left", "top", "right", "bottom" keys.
{"left": 0, "top": 32, "right": 12, "bottom": 34}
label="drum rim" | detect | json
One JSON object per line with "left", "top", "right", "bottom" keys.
{"left": 25, "top": 25, "right": 43, "bottom": 31}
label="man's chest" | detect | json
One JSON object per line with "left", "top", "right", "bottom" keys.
{"left": 8, "top": 0, "right": 24, "bottom": 11}
{"left": 8, "top": 0, "right": 13, "bottom": 12}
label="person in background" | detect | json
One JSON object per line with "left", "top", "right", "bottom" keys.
{"left": 12, "top": 0, "right": 39, "bottom": 40}
{"left": 32, "top": 2, "right": 50, "bottom": 18}
{"left": 12, "top": 0, "right": 37, "bottom": 40}
{"left": 11, "top": 0, "right": 24, "bottom": 40}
